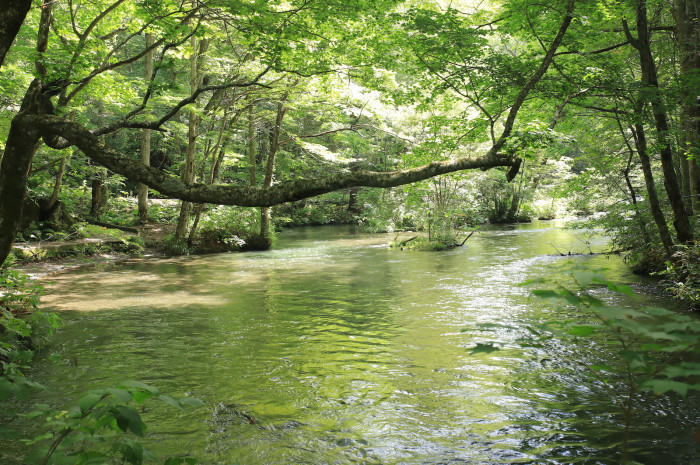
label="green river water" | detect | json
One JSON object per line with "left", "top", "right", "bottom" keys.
{"left": 2, "top": 222, "right": 698, "bottom": 464}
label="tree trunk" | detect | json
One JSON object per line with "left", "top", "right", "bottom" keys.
{"left": 632, "top": 122, "right": 674, "bottom": 256}
{"left": 0, "top": 0, "right": 32, "bottom": 69}
{"left": 47, "top": 153, "right": 68, "bottom": 210}
{"left": 623, "top": 152, "right": 651, "bottom": 245}
{"left": 90, "top": 178, "right": 105, "bottom": 217}
{"left": 259, "top": 101, "right": 286, "bottom": 245}
{"left": 0, "top": 81, "right": 44, "bottom": 266}
{"left": 188, "top": 118, "right": 230, "bottom": 246}
{"left": 626, "top": 2, "right": 693, "bottom": 243}
{"left": 347, "top": 187, "right": 359, "bottom": 213}
{"left": 35, "top": 0, "right": 52, "bottom": 77}
{"left": 248, "top": 103, "right": 256, "bottom": 186}
{"left": 672, "top": 0, "right": 700, "bottom": 216}
{"left": 138, "top": 33, "right": 154, "bottom": 223}
{"left": 615, "top": 112, "right": 651, "bottom": 245}
{"left": 175, "top": 37, "right": 208, "bottom": 241}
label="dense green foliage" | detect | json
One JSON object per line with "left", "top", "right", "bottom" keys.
{"left": 0, "top": 0, "right": 696, "bottom": 266}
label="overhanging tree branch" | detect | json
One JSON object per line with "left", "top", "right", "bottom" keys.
{"left": 34, "top": 114, "right": 514, "bottom": 207}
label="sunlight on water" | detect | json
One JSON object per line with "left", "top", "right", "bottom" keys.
{"left": 2, "top": 222, "right": 697, "bottom": 464}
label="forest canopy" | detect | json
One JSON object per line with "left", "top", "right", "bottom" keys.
{"left": 0, "top": 0, "right": 697, "bottom": 267}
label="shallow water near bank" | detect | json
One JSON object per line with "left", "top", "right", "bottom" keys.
{"left": 3, "top": 221, "right": 698, "bottom": 464}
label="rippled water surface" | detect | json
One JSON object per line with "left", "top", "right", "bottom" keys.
{"left": 3, "top": 222, "right": 698, "bottom": 464}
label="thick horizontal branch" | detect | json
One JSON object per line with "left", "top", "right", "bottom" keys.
{"left": 32, "top": 114, "right": 514, "bottom": 207}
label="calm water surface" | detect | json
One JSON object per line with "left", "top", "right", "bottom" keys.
{"left": 3, "top": 222, "right": 698, "bottom": 464}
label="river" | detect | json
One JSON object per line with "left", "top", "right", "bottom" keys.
{"left": 2, "top": 222, "right": 698, "bottom": 464}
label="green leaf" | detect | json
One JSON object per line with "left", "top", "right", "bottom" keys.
{"left": 604, "top": 282, "right": 634, "bottom": 296}
{"left": 641, "top": 379, "right": 690, "bottom": 396}
{"left": 642, "top": 306, "right": 676, "bottom": 317}
{"left": 116, "top": 440, "right": 144, "bottom": 465}
{"left": 131, "top": 390, "right": 153, "bottom": 404}
{"left": 531, "top": 289, "right": 561, "bottom": 299}
{"left": 567, "top": 325, "right": 597, "bottom": 337}
{"left": 113, "top": 406, "right": 146, "bottom": 437}
{"left": 468, "top": 342, "right": 500, "bottom": 355}
{"left": 178, "top": 397, "right": 204, "bottom": 408}
{"left": 78, "top": 393, "right": 104, "bottom": 412}
{"left": 120, "top": 381, "right": 160, "bottom": 394}
{"left": 158, "top": 395, "right": 184, "bottom": 410}
{"left": 659, "top": 363, "right": 700, "bottom": 379}
{"left": 106, "top": 388, "right": 133, "bottom": 403}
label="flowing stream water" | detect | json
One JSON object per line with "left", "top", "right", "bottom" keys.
{"left": 3, "top": 222, "right": 698, "bottom": 464}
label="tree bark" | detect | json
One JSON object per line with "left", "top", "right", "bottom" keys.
{"left": 632, "top": 122, "right": 674, "bottom": 256}
{"left": 47, "top": 153, "right": 68, "bottom": 210}
{"left": 615, "top": 112, "right": 651, "bottom": 245}
{"left": 90, "top": 178, "right": 105, "bottom": 217}
{"left": 35, "top": 0, "right": 52, "bottom": 76}
{"left": 138, "top": 33, "right": 154, "bottom": 223}
{"left": 0, "top": 0, "right": 32, "bottom": 69}
{"left": 0, "top": 81, "right": 45, "bottom": 266}
{"left": 248, "top": 103, "right": 256, "bottom": 186}
{"left": 672, "top": 0, "right": 700, "bottom": 216}
{"left": 625, "top": 1, "right": 693, "bottom": 243}
{"left": 260, "top": 100, "right": 287, "bottom": 244}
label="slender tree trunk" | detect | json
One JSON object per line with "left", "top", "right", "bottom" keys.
{"left": 48, "top": 153, "right": 68, "bottom": 209}
{"left": 0, "top": 0, "right": 32, "bottom": 69}
{"left": 615, "top": 112, "right": 651, "bottom": 245}
{"left": 632, "top": 122, "right": 674, "bottom": 256}
{"left": 90, "top": 178, "right": 104, "bottom": 217}
{"left": 623, "top": 152, "right": 652, "bottom": 245}
{"left": 175, "top": 37, "right": 208, "bottom": 241}
{"left": 260, "top": 101, "right": 286, "bottom": 244}
{"left": 35, "top": 0, "right": 52, "bottom": 76}
{"left": 138, "top": 33, "right": 154, "bottom": 223}
{"left": 347, "top": 187, "right": 359, "bottom": 213}
{"left": 188, "top": 115, "right": 230, "bottom": 245}
{"left": 507, "top": 162, "right": 525, "bottom": 220}
{"left": 248, "top": 103, "right": 256, "bottom": 186}
{"left": 625, "top": 1, "right": 693, "bottom": 243}
{"left": 46, "top": 110, "right": 76, "bottom": 212}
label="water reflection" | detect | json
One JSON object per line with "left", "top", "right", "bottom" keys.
{"left": 2, "top": 222, "right": 697, "bottom": 464}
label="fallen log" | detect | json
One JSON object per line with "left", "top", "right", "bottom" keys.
{"left": 398, "top": 235, "right": 418, "bottom": 247}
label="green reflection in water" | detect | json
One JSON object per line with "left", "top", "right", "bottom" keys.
{"left": 2, "top": 222, "right": 697, "bottom": 464}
